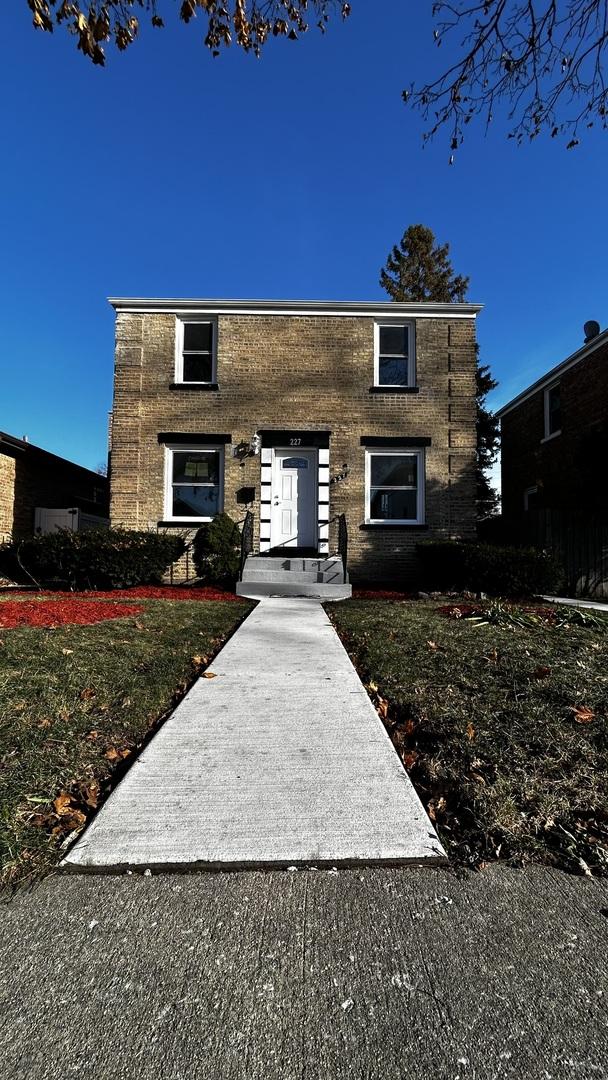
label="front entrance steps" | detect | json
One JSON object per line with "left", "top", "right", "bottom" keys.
{"left": 236, "top": 555, "right": 352, "bottom": 600}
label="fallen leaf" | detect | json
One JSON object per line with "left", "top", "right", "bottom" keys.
{"left": 376, "top": 696, "right": 389, "bottom": 720}
{"left": 53, "top": 792, "right": 74, "bottom": 816}
{"left": 466, "top": 722, "right": 476, "bottom": 741}
{"left": 61, "top": 648, "right": 74, "bottom": 656}
{"left": 79, "top": 687, "right": 96, "bottom": 701}
{"left": 533, "top": 666, "right": 551, "bottom": 679}
{"left": 80, "top": 781, "right": 100, "bottom": 808}
{"left": 201, "top": 671, "right": 217, "bottom": 679}
{"left": 37, "top": 717, "right": 52, "bottom": 729}
{"left": 367, "top": 681, "right": 379, "bottom": 693}
{"left": 105, "top": 746, "right": 131, "bottom": 762}
{"left": 402, "top": 750, "right": 418, "bottom": 769}
{"left": 571, "top": 705, "right": 595, "bottom": 724}
{"left": 52, "top": 809, "right": 86, "bottom": 833}
{"left": 191, "top": 655, "right": 207, "bottom": 666}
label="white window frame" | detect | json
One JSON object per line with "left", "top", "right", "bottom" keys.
{"left": 542, "top": 381, "right": 561, "bottom": 441}
{"left": 523, "top": 486, "right": 538, "bottom": 511}
{"left": 364, "top": 447, "right": 425, "bottom": 525}
{"left": 175, "top": 317, "right": 217, "bottom": 384}
{"left": 373, "top": 320, "right": 416, "bottom": 388}
{"left": 163, "top": 444, "right": 224, "bottom": 523}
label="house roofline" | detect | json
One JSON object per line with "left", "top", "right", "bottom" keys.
{"left": 496, "top": 327, "right": 608, "bottom": 418}
{"left": 107, "top": 297, "right": 483, "bottom": 319}
{"left": 0, "top": 430, "right": 108, "bottom": 482}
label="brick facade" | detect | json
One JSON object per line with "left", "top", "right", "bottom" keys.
{"left": 110, "top": 303, "right": 479, "bottom": 585}
{"left": 500, "top": 335, "right": 608, "bottom": 520}
{"left": 0, "top": 433, "right": 109, "bottom": 542}
{"left": 0, "top": 452, "right": 16, "bottom": 542}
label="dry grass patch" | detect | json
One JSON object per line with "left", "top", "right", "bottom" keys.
{"left": 0, "top": 598, "right": 252, "bottom": 887}
{"left": 328, "top": 599, "right": 608, "bottom": 875}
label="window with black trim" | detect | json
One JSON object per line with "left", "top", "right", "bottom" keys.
{"left": 365, "top": 448, "right": 425, "bottom": 523}
{"left": 374, "top": 322, "right": 415, "bottom": 387}
{"left": 543, "top": 382, "right": 561, "bottom": 439}
{"left": 164, "top": 445, "right": 223, "bottom": 521}
{"left": 176, "top": 320, "right": 216, "bottom": 384}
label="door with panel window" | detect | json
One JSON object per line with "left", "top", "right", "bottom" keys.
{"left": 270, "top": 449, "right": 317, "bottom": 549}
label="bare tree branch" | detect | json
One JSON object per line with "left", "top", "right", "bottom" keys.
{"left": 405, "top": 1, "right": 608, "bottom": 153}
{"left": 25, "top": 0, "right": 351, "bottom": 65}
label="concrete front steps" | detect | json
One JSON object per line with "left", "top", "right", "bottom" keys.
{"left": 236, "top": 555, "right": 352, "bottom": 600}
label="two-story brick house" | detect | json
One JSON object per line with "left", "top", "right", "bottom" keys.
{"left": 108, "top": 298, "right": 481, "bottom": 589}
{"left": 497, "top": 322, "right": 608, "bottom": 521}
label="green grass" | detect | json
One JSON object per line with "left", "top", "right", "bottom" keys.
{"left": 0, "top": 598, "right": 252, "bottom": 886}
{"left": 328, "top": 600, "right": 608, "bottom": 875}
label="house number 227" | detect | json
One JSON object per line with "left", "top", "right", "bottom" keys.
{"left": 290, "top": 438, "right": 302, "bottom": 446}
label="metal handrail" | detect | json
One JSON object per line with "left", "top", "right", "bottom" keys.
{"left": 239, "top": 510, "right": 254, "bottom": 579}
{"left": 329, "top": 513, "right": 348, "bottom": 580}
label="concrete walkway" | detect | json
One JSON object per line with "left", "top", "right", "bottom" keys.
{"left": 3, "top": 866, "right": 607, "bottom": 1080}
{"left": 63, "top": 599, "right": 444, "bottom": 872}
{"left": 543, "top": 594, "right": 608, "bottom": 612}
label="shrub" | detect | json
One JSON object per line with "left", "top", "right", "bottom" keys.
{"left": 5, "top": 529, "right": 186, "bottom": 590}
{"left": 192, "top": 513, "right": 241, "bottom": 584}
{"left": 416, "top": 540, "right": 563, "bottom": 597}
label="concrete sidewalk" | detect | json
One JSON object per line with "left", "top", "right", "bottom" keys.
{"left": 63, "top": 599, "right": 444, "bottom": 871}
{"left": 2, "top": 865, "right": 607, "bottom": 1080}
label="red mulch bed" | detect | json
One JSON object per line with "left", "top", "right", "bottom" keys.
{"left": 3, "top": 586, "right": 241, "bottom": 603}
{"left": 352, "top": 589, "right": 413, "bottom": 600}
{"left": 0, "top": 600, "right": 145, "bottom": 629}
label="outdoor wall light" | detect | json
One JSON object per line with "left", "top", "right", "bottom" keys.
{"left": 330, "top": 463, "right": 350, "bottom": 484}
{"left": 234, "top": 433, "right": 262, "bottom": 462}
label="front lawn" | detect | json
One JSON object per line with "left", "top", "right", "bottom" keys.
{"left": 0, "top": 594, "right": 252, "bottom": 887}
{"left": 328, "top": 599, "right": 608, "bottom": 876}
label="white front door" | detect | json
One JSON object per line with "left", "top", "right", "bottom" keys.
{"left": 270, "top": 448, "right": 317, "bottom": 549}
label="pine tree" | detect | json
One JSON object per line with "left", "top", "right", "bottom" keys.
{"left": 379, "top": 224, "right": 499, "bottom": 519}
{"left": 380, "top": 224, "right": 470, "bottom": 304}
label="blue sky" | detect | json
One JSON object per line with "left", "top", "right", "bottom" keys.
{"left": 1, "top": 1, "right": 606, "bottom": 475}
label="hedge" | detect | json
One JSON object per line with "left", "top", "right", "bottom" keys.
{"left": 0, "top": 529, "right": 186, "bottom": 590}
{"left": 416, "top": 540, "right": 563, "bottom": 597}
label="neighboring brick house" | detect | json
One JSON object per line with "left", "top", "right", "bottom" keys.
{"left": 0, "top": 432, "right": 109, "bottom": 542}
{"left": 497, "top": 324, "right": 608, "bottom": 522}
{"left": 109, "top": 298, "right": 481, "bottom": 585}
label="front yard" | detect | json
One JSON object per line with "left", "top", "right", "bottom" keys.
{"left": 0, "top": 591, "right": 252, "bottom": 887}
{"left": 329, "top": 599, "right": 608, "bottom": 876}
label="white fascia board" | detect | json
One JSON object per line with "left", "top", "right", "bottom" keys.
{"left": 497, "top": 329, "right": 608, "bottom": 419}
{"left": 108, "top": 297, "right": 482, "bottom": 320}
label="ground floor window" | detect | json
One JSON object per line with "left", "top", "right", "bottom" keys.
{"left": 164, "top": 445, "right": 223, "bottom": 521}
{"left": 365, "top": 448, "right": 425, "bottom": 524}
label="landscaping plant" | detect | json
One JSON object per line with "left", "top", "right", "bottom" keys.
{"left": 416, "top": 539, "right": 563, "bottom": 597}
{"left": 192, "top": 513, "right": 241, "bottom": 585}
{"left": 2, "top": 529, "right": 186, "bottom": 590}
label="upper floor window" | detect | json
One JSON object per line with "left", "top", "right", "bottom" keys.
{"left": 164, "top": 445, "right": 223, "bottom": 521}
{"left": 365, "top": 448, "right": 425, "bottom": 524}
{"left": 374, "top": 322, "right": 415, "bottom": 388}
{"left": 176, "top": 319, "right": 216, "bottom": 384}
{"left": 543, "top": 382, "right": 561, "bottom": 440}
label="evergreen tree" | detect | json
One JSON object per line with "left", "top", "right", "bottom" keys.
{"left": 379, "top": 224, "right": 499, "bottom": 519}
{"left": 380, "top": 224, "right": 470, "bottom": 304}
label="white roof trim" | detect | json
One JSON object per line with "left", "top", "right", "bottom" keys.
{"left": 108, "top": 297, "right": 482, "bottom": 319}
{"left": 497, "top": 328, "right": 608, "bottom": 418}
